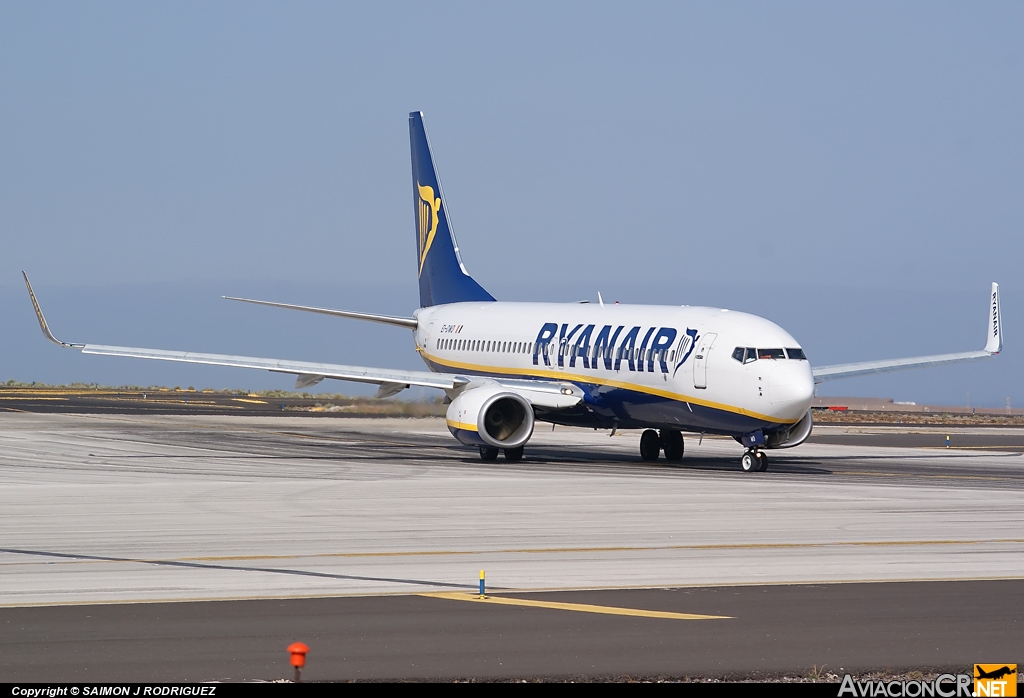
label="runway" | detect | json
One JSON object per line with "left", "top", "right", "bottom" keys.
{"left": 1, "top": 413, "right": 1022, "bottom": 680}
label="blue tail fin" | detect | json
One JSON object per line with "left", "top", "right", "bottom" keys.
{"left": 409, "top": 111, "right": 495, "bottom": 308}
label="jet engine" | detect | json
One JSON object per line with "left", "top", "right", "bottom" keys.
{"left": 446, "top": 384, "right": 535, "bottom": 449}
{"left": 764, "top": 409, "right": 813, "bottom": 449}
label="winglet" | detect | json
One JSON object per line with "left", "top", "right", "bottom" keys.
{"left": 984, "top": 282, "right": 1002, "bottom": 354}
{"left": 21, "top": 271, "right": 83, "bottom": 348}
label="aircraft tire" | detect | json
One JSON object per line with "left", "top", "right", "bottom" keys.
{"left": 640, "top": 429, "right": 661, "bottom": 461}
{"left": 661, "top": 429, "right": 684, "bottom": 461}
{"left": 756, "top": 451, "right": 768, "bottom": 472}
{"left": 503, "top": 446, "right": 524, "bottom": 462}
{"left": 479, "top": 446, "right": 499, "bottom": 461}
{"left": 741, "top": 451, "right": 757, "bottom": 472}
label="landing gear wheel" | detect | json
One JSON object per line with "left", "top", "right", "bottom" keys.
{"left": 640, "top": 429, "right": 661, "bottom": 461}
{"left": 479, "top": 446, "right": 499, "bottom": 461}
{"left": 756, "top": 451, "right": 768, "bottom": 472}
{"left": 660, "top": 429, "right": 684, "bottom": 461}
{"left": 741, "top": 451, "right": 757, "bottom": 472}
{"left": 503, "top": 446, "right": 524, "bottom": 462}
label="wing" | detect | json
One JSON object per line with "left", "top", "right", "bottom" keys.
{"left": 22, "top": 272, "right": 582, "bottom": 408}
{"left": 812, "top": 282, "right": 1002, "bottom": 383}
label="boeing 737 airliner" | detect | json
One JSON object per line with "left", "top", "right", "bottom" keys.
{"left": 23, "top": 112, "right": 1004, "bottom": 471}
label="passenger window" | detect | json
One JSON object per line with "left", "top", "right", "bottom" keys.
{"left": 786, "top": 348, "right": 806, "bottom": 360}
{"left": 758, "top": 348, "right": 785, "bottom": 360}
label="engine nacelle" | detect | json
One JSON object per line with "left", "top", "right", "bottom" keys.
{"left": 764, "top": 409, "right": 813, "bottom": 449}
{"left": 446, "top": 385, "right": 535, "bottom": 449}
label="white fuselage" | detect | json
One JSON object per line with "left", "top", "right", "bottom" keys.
{"left": 413, "top": 301, "right": 814, "bottom": 437}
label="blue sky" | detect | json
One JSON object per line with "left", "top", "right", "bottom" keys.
{"left": 1, "top": 3, "right": 1021, "bottom": 405}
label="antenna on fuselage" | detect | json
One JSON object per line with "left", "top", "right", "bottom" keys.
{"left": 597, "top": 292, "right": 605, "bottom": 307}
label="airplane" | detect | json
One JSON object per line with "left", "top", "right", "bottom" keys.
{"left": 22, "top": 111, "right": 1004, "bottom": 472}
{"left": 975, "top": 666, "right": 1016, "bottom": 681}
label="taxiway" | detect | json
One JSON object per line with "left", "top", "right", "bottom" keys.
{"left": 1, "top": 414, "right": 1021, "bottom": 680}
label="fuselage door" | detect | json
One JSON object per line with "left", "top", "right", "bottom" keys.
{"left": 693, "top": 332, "right": 717, "bottom": 389}
{"left": 423, "top": 322, "right": 434, "bottom": 352}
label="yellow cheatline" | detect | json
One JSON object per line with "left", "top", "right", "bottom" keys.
{"left": 420, "top": 591, "right": 730, "bottom": 620}
{"left": 419, "top": 349, "right": 795, "bottom": 424}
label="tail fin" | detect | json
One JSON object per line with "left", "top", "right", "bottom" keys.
{"left": 409, "top": 111, "right": 494, "bottom": 307}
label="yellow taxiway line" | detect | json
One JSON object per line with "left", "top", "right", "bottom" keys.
{"left": 419, "top": 591, "right": 730, "bottom": 620}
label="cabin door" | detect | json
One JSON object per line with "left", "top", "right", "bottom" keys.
{"left": 693, "top": 333, "right": 717, "bottom": 389}
{"left": 423, "top": 322, "right": 434, "bottom": 353}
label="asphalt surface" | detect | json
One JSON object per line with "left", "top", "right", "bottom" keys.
{"left": 807, "top": 430, "right": 1024, "bottom": 453}
{"left": 2, "top": 413, "right": 1023, "bottom": 681}
{"left": 2, "top": 580, "right": 1021, "bottom": 682}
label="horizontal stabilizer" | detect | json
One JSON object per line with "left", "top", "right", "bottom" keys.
{"left": 224, "top": 296, "right": 418, "bottom": 329}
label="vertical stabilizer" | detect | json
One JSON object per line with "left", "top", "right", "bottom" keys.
{"left": 409, "top": 111, "right": 495, "bottom": 308}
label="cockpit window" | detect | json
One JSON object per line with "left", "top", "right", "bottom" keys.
{"left": 732, "top": 347, "right": 760, "bottom": 364}
{"left": 786, "top": 347, "right": 806, "bottom": 360}
{"left": 757, "top": 348, "right": 786, "bottom": 360}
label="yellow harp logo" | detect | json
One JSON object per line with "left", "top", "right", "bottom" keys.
{"left": 417, "top": 183, "right": 441, "bottom": 276}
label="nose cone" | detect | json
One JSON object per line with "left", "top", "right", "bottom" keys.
{"left": 767, "top": 361, "right": 815, "bottom": 420}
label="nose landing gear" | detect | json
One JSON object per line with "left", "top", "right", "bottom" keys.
{"left": 741, "top": 449, "right": 768, "bottom": 472}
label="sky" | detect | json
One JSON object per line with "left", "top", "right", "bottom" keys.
{"left": 1, "top": 2, "right": 1021, "bottom": 406}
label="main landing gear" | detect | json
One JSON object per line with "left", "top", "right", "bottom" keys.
{"left": 639, "top": 429, "right": 684, "bottom": 462}
{"left": 479, "top": 446, "right": 523, "bottom": 462}
{"left": 740, "top": 449, "right": 768, "bottom": 472}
